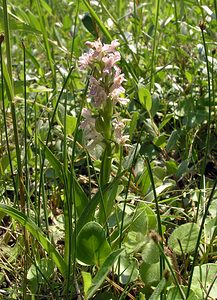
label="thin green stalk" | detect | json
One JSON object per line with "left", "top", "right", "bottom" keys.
{"left": 34, "top": 97, "right": 38, "bottom": 223}
{"left": 22, "top": 41, "right": 30, "bottom": 216}
{"left": 211, "top": 50, "right": 216, "bottom": 119}
{"left": 36, "top": 0, "right": 56, "bottom": 89}
{"left": 62, "top": 93, "right": 73, "bottom": 299}
{"left": 186, "top": 177, "right": 217, "bottom": 297}
{"left": 173, "top": 0, "right": 179, "bottom": 34}
{"left": 195, "top": 22, "right": 212, "bottom": 222}
{"left": 149, "top": 0, "right": 161, "bottom": 91}
{"left": 70, "top": 0, "right": 80, "bottom": 62}
{"left": 214, "top": 0, "right": 217, "bottom": 19}
{"left": 116, "top": 0, "right": 122, "bottom": 18}
{"left": 41, "top": 172, "right": 49, "bottom": 234}
{"left": 2, "top": 0, "right": 25, "bottom": 212}
{"left": 133, "top": 0, "right": 138, "bottom": 55}
{"left": 146, "top": 157, "right": 165, "bottom": 283}
{"left": 0, "top": 35, "right": 17, "bottom": 201}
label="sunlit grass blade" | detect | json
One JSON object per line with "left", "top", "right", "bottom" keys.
{"left": 38, "top": 138, "right": 88, "bottom": 217}
{"left": 86, "top": 248, "right": 123, "bottom": 299}
{"left": 35, "top": 0, "right": 56, "bottom": 87}
{"left": 82, "top": 0, "right": 112, "bottom": 41}
{"left": 0, "top": 204, "right": 67, "bottom": 277}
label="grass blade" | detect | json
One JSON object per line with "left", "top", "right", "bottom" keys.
{"left": 0, "top": 204, "right": 67, "bottom": 277}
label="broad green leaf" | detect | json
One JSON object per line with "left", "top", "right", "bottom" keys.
{"left": 159, "top": 113, "right": 173, "bottom": 130}
{"left": 115, "top": 255, "right": 139, "bottom": 284}
{"left": 2, "top": 59, "right": 14, "bottom": 102}
{"left": 144, "top": 181, "right": 174, "bottom": 202}
{"left": 57, "top": 103, "right": 77, "bottom": 135}
{"left": 27, "top": 258, "right": 54, "bottom": 294}
{"left": 87, "top": 248, "right": 123, "bottom": 299}
{"left": 98, "top": 174, "right": 119, "bottom": 225}
{"left": 82, "top": 13, "right": 98, "bottom": 38}
{"left": 129, "top": 111, "right": 139, "bottom": 140}
{"left": 76, "top": 222, "right": 111, "bottom": 266}
{"left": 130, "top": 203, "right": 157, "bottom": 235}
{"left": 82, "top": 271, "right": 92, "bottom": 296}
{"left": 192, "top": 263, "right": 217, "bottom": 299}
{"left": 29, "top": 85, "right": 53, "bottom": 93}
{"left": 27, "top": 258, "right": 54, "bottom": 282}
{"left": 166, "top": 130, "right": 179, "bottom": 152}
{"left": 82, "top": 0, "right": 112, "bottom": 41}
{"left": 0, "top": 8, "right": 41, "bottom": 33}
{"left": 0, "top": 204, "right": 67, "bottom": 277}
{"left": 149, "top": 277, "right": 167, "bottom": 300}
{"left": 166, "top": 160, "right": 178, "bottom": 175}
{"left": 123, "top": 231, "right": 147, "bottom": 253}
{"left": 167, "top": 286, "right": 198, "bottom": 300}
{"left": 141, "top": 239, "right": 160, "bottom": 264}
{"left": 168, "top": 223, "right": 199, "bottom": 255}
{"left": 140, "top": 261, "right": 160, "bottom": 286}
{"left": 138, "top": 84, "right": 152, "bottom": 112}
{"left": 77, "top": 171, "right": 125, "bottom": 233}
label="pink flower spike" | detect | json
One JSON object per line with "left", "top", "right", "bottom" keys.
{"left": 81, "top": 108, "right": 92, "bottom": 118}
{"left": 113, "top": 120, "right": 129, "bottom": 145}
{"left": 85, "top": 38, "right": 103, "bottom": 52}
{"left": 89, "top": 76, "right": 107, "bottom": 106}
{"left": 103, "top": 40, "right": 120, "bottom": 53}
{"left": 118, "top": 97, "right": 129, "bottom": 105}
{"left": 102, "top": 52, "right": 121, "bottom": 74}
{"left": 110, "top": 86, "right": 129, "bottom": 105}
{"left": 78, "top": 49, "right": 94, "bottom": 70}
{"left": 110, "top": 73, "right": 125, "bottom": 91}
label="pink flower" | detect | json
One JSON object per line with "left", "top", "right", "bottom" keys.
{"left": 113, "top": 120, "right": 129, "bottom": 144}
{"left": 110, "top": 73, "right": 125, "bottom": 91}
{"left": 80, "top": 108, "right": 102, "bottom": 148}
{"left": 85, "top": 39, "right": 103, "bottom": 52}
{"left": 102, "top": 51, "right": 121, "bottom": 74}
{"left": 78, "top": 50, "right": 94, "bottom": 70}
{"left": 109, "top": 85, "right": 129, "bottom": 105}
{"left": 80, "top": 108, "right": 95, "bottom": 129}
{"left": 102, "top": 40, "right": 120, "bottom": 53}
{"left": 89, "top": 76, "right": 107, "bottom": 106}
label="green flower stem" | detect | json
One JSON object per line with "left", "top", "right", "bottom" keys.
{"left": 3, "top": 0, "right": 25, "bottom": 212}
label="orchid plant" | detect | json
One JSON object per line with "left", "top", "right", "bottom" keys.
{"left": 79, "top": 38, "right": 129, "bottom": 151}
{"left": 78, "top": 38, "right": 129, "bottom": 222}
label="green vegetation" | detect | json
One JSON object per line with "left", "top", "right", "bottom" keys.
{"left": 0, "top": 0, "right": 217, "bottom": 299}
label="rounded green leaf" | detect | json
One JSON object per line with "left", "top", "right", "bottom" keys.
{"left": 168, "top": 223, "right": 199, "bottom": 255}
{"left": 130, "top": 203, "right": 157, "bottom": 235}
{"left": 76, "top": 222, "right": 111, "bottom": 266}
{"left": 167, "top": 286, "right": 199, "bottom": 300}
{"left": 115, "top": 255, "right": 139, "bottom": 284}
{"left": 141, "top": 239, "right": 160, "bottom": 264}
{"left": 140, "top": 262, "right": 160, "bottom": 286}
{"left": 138, "top": 84, "right": 152, "bottom": 112}
{"left": 191, "top": 263, "right": 217, "bottom": 299}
